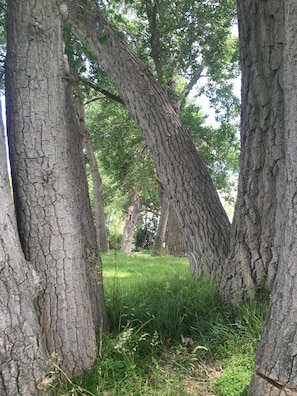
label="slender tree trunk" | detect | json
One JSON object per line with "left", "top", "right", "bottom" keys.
{"left": 65, "top": 0, "right": 231, "bottom": 279}
{"left": 221, "top": 0, "right": 285, "bottom": 301}
{"left": 75, "top": 91, "right": 110, "bottom": 252}
{"left": 152, "top": 184, "right": 169, "bottom": 256}
{"left": 249, "top": 2, "right": 297, "bottom": 394}
{"left": 6, "top": 0, "right": 108, "bottom": 378}
{"left": 121, "top": 192, "right": 140, "bottom": 253}
{"left": 0, "top": 103, "right": 48, "bottom": 395}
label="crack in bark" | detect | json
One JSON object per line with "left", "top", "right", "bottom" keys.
{"left": 255, "top": 370, "right": 297, "bottom": 393}
{"left": 256, "top": 371, "right": 284, "bottom": 390}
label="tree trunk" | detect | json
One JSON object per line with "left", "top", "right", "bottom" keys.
{"left": 75, "top": 92, "right": 110, "bottom": 253}
{"left": 152, "top": 184, "right": 169, "bottom": 256}
{"left": 165, "top": 205, "right": 186, "bottom": 257}
{"left": 6, "top": 0, "right": 108, "bottom": 378}
{"left": 121, "top": 192, "right": 141, "bottom": 253}
{"left": 221, "top": 0, "right": 285, "bottom": 301}
{"left": 0, "top": 103, "right": 48, "bottom": 396}
{"left": 65, "top": 0, "right": 231, "bottom": 279}
{"left": 249, "top": 2, "right": 297, "bottom": 394}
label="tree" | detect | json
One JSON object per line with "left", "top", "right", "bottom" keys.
{"left": 74, "top": 85, "right": 110, "bottom": 252}
{"left": 221, "top": 0, "right": 285, "bottom": 301}
{"left": 151, "top": 183, "right": 169, "bottom": 256}
{"left": 5, "top": 0, "right": 108, "bottom": 384}
{"left": 66, "top": 0, "right": 231, "bottom": 278}
{"left": 121, "top": 192, "right": 141, "bottom": 252}
{"left": 127, "top": 0, "right": 239, "bottom": 256}
{"left": 248, "top": 1, "right": 297, "bottom": 393}
{"left": 86, "top": 98, "right": 159, "bottom": 250}
{"left": 75, "top": 0, "right": 239, "bottom": 260}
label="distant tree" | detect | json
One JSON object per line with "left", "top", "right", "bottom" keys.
{"left": 74, "top": 84, "right": 110, "bottom": 252}
{"left": 121, "top": 192, "right": 141, "bottom": 252}
{"left": 86, "top": 99, "right": 159, "bottom": 250}
{"left": 151, "top": 183, "right": 169, "bottom": 256}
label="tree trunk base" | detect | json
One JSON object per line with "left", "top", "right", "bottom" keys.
{"left": 249, "top": 371, "right": 297, "bottom": 396}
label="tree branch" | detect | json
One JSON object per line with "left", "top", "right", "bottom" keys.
{"left": 80, "top": 76, "right": 125, "bottom": 105}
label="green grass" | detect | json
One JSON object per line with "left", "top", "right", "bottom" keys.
{"left": 57, "top": 252, "right": 269, "bottom": 395}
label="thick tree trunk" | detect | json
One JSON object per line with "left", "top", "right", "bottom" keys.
{"left": 221, "top": 0, "right": 285, "bottom": 301}
{"left": 65, "top": 0, "right": 231, "bottom": 278}
{"left": 0, "top": 104, "right": 47, "bottom": 395}
{"left": 75, "top": 94, "right": 110, "bottom": 252}
{"left": 6, "top": 0, "right": 108, "bottom": 378}
{"left": 152, "top": 184, "right": 169, "bottom": 256}
{"left": 121, "top": 192, "right": 140, "bottom": 253}
{"left": 249, "top": 2, "right": 297, "bottom": 394}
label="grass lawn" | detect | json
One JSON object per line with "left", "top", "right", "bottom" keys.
{"left": 57, "top": 252, "right": 269, "bottom": 395}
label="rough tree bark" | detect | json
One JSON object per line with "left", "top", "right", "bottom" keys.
{"left": 249, "top": 1, "right": 297, "bottom": 394}
{"left": 0, "top": 103, "right": 48, "bottom": 395}
{"left": 6, "top": 0, "right": 108, "bottom": 378}
{"left": 165, "top": 205, "right": 186, "bottom": 257}
{"left": 221, "top": 0, "right": 285, "bottom": 301}
{"left": 65, "top": 0, "right": 231, "bottom": 278}
{"left": 121, "top": 192, "right": 141, "bottom": 253}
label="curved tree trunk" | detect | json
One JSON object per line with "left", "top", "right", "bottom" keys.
{"left": 249, "top": 2, "right": 297, "bottom": 394}
{"left": 6, "top": 0, "right": 108, "bottom": 378}
{"left": 65, "top": 0, "right": 231, "bottom": 279}
{"left": 0, "top": 102, "right": 48, "bottom": 395}
{"left": 152, "top": 183, "right": 169, "bottom": 256}
{"left": 221, "top": 0, "right": 285, "bottom": 301}
{"left": 75, "top": 92, "right": 110, "bottom": 252}
{"left": 121, "top": 192, "right": 141, "bottom": 253}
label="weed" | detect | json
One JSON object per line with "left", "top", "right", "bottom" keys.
{"left": 212, "top": 354, "right": 255, "bottom": 396}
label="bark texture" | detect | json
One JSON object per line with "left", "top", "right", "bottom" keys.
{"left": 165, "top": 205, "right": 186, "bottom": 257}
{"left": 249, "top": 1, "right": 297, "bottom": 394}
{"left": 221, "top": 0, "right": 285, "bottom": 301}
{"left": 121, "top": 193, "right": 141, "bottom": 253}
{"left": 0, "top": 103, "right": 48, "bottom": 395}
{"left": 6, "top": 0, "right": 108, "bottom": 378}
{"left": 65, "top": 0, "right": 230, "bottom": 278}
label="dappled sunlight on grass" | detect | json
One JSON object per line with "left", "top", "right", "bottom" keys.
{"left": 103, "top": 270, "right": 131, "bottom": 278}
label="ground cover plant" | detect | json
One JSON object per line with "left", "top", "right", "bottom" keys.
{"left": 58, "top": 252, "right": 269, "bottom": 395}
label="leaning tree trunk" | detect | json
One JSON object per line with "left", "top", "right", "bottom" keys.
{"left": 6, "top": 0, "right": 108, "bottom": 378}
{"left": 221, "top": 0, "right": 285, "bottom": 302}
{"left": 0, "top": 103, "right": 48, "bottom": 395}
{"left": 65, "top": 0, "right": 231, "bottom": 279}
{"left": 121, "top": 192, "right": 141, "bottom": 253}
{"left": 249, "top": 2, "right": 297, "bottom": 394}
